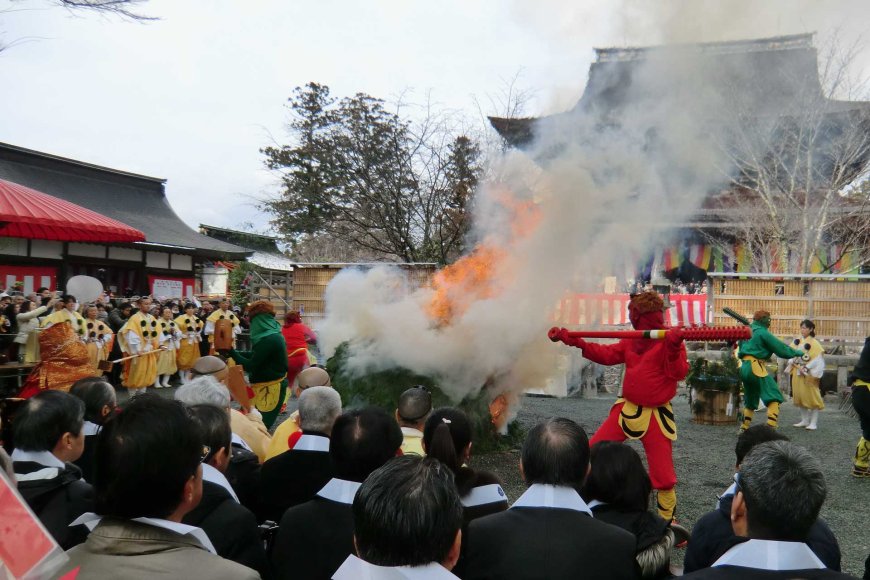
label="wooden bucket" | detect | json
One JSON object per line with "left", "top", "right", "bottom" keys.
{"left": 691, "top": 389, "right": 738, "bottom": 425}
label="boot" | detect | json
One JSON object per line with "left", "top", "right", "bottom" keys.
{"left": 793, "top": 408, "right": 809, "bottom": 428}
{"left": 852, "top": 437, "right": 870, "bottom": 477}
{"left": 740, "top": 408, "right": 754, "bottom": 432}
{"left": 162, "top": 375, "right": 172, "bottom": 388}
{"left": 806, "top": 409, "right": 819, "bottom": 430}
{"left": 656, "top": 488, "right": 677, "bottom": 522}
{"left": 153, "top": 377, "right": 163, "bottom": 390}
{"left": 766, "top": 401, "right": 780, "bottom": 428}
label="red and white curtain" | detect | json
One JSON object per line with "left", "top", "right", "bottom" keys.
{"left": 555, "top": 293, "right": 708, "bottom": 327}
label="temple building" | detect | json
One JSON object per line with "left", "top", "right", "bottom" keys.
{"left": 0, "top": 142, "right": 250, "bottom": 297}
{"left": 490, "top": 33, "right": 870, "bottom": 279}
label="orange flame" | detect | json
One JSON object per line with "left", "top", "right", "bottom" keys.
{"left": 426, "top": 189, "right": 541, "bottom": 325}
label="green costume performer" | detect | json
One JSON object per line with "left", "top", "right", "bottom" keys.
{"left": 230, "top": 300, "right": 289, "bottom": 429}
{"left": 737, "top": 310, "right": 804, "bottom": 430}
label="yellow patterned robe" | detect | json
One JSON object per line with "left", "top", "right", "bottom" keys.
{"left": 205, "top": 309, "right": 241, "bottom": 350}
{"left": 83, "top": 317, "right": 113, "bottom": 373}
{"left": 174, "top": 313, "right": 203, "bottom": 370}
{"left": 156, "top": 318, "right": 181, "bottom": 375}
{"left": 118, "top": 311, "right": 160, "bottom": 389}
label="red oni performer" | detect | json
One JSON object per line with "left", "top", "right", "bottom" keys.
{"left": 552, "top": 291, "right": 688, "bottom": 521}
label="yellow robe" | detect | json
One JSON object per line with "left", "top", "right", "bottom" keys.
{"left": 788, "top": 336, "right": 825, "bottom": 410}
{"left": 83, "top": 318, "right": 113, "bottom": 373}
{"left": 42, "top": 309, "right": 86, "bottom": 339}
{"left": 174, "top": 314, "right": 203, "bottom": 370}
{"left": 265, "top": 412, "right": 301, "bottom": 461}
{"left": 156, "top": 319, "right": 181, "bottom": 375}
{"left": 118, "top": 311, "right": 160, "bottom": 389}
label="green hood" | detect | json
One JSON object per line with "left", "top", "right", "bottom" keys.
{"left": 250, "top": 313, "right": 281, "bottom": 346}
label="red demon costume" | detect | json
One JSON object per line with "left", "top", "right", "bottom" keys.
{"left": 553, "top": 291, "right": 688, "bottom": 521}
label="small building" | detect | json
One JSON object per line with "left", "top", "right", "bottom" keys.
{"left": 0, "top": 142, "right": 250, "bottom": 297}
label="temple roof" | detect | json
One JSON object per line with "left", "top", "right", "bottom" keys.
{"left": 200, "top": 224, "right": 296, "bottom": 271}
{"left": 490, "top": 33, "right": 870, "bottom": 148}
{"left": 0, "top": 143, "right": 250, "bottom": 259}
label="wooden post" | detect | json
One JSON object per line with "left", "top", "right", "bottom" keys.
{"left": 837, "top": 365, "right": 850, "bottom": 394}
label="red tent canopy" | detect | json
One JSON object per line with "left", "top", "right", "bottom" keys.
{"left": 0, "top": 178, "right": 145, "bottom": 243}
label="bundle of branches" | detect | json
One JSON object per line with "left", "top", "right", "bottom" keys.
{"left": 686, "top": 355, "right": 742, "bottom": 395}
{"left": 326, "top": 342, "right": 524, "bottom": 453}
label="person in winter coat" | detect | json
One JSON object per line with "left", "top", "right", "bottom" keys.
{"left": 10, "top": 390, "right": 94, "bottom": 549}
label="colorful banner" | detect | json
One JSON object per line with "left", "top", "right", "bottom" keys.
{"left": 688, "top": 244, "right": 712, "bottom": 270}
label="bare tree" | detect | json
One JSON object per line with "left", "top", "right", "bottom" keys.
{"left": 707, "top": 39, "right": 870, "bottom": 273}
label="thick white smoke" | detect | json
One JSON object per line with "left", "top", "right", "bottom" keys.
{"left": 316, "top": 1, "right": 866, "bottom": 403}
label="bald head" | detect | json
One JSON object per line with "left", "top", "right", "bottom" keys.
{"left": 397, "top": 386, "right": 432, "bottom": 428}
{"left": 521, "top": 417, "right": 590, "bottom": 489}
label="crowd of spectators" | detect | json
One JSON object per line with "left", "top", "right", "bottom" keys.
{"left": 1, "top": 372, "right": 868, "bottom": 578}
{"left": 626, "top": 280, "right": 709, "bottom": 296}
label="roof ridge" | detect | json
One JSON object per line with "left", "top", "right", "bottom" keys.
{"left": 595, "top": 33, "right": 815, "bottom": 62}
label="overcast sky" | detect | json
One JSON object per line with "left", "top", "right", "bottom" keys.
{"left": 1, "top": 0, "right": 867, "bottom": 233}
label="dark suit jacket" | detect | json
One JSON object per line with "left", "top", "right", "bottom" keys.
{"left": 183, "top": 480, "right": 271, "bottom": 579}
{"left": 459, "top": 506, "right": 639, "bottom": 580}
{"left": 13, "top": 461, "right": 94, "bottom": 549}
{"left": 272, "top": 497, "right": 354, "bottom": 580}
{"left": 681, "top": 566, "right": 855, "bottom": 579}
{"left": 73, "top": 434, "right": 98, "bottom": 484}
{"left": 260, "top": 435, "right": 333, "bottom": 523}
{"left": 684, "top": 494, "right": 841, "bottom": 573}
{"left": 226, "top": 443, "right": 263, "bottom": 520}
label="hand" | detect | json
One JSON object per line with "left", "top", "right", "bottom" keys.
{"left": 665, "top": 328, "right": 684, "bottom": 349}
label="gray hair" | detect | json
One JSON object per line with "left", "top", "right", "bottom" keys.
{"left": 174, "top": 375, "right": 231, "bottom": 409}
{"left": 739, "top": 440, "right": 826, "bottom": 540}
{"left": 298, "top": 386, "right": 342, "bottom": 434}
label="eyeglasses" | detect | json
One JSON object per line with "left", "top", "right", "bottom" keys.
{"left": 199, "top": 445, "right": 211, "bottom": 463}
{"left": 733, "top": 472, "right": 742, "bottom": 491}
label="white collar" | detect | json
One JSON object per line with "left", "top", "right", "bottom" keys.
{"left": 586, "top": 499, "right": 606, "bottom": 510}
{"left": 83, "top": 421, "right": 102, "bottom": 436}
{"left": 332, "top": 555, "right": 458, "bottom": 579}
{"left": 295, "top": 433, "right": 330, "bottom": 452}
{"left": 461, "top": 484, "right": 508, "bottom": 508}
{"left": 70, "top": 512, "right": 217, "bottom": 555}
{"left": 401, "top": 427, "right": 423, "bottom": 438}
{"left": 202, "top": 463, "right": 239, "bottom": 503}
{"left": 511, "top": 484, "right": 592, "bottom": 516}
{"left": 317, "top": 478, "right": 361, "bottom": 505}
{"left": 230, "top": 432, "right": 253, "bottom": 452}
{"left": 713, "top": 539, "right": 826, "bottom": 570}
{"left": 11, "top": 449, "right": 66, "bottom": 469}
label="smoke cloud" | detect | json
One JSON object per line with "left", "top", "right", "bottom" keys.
{"left": 316, "top": 1, "right": 866, "bottom": 402}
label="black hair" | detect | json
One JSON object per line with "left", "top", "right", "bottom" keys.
{"left": 581, "top": 441, "right": 651, "bottom": 512}
{"left": 94, "top": 394, "right": 201, "bottom": 519}
{"left": 800, "top": 319, "right": 816, "bottom": 337}
{"left": 62, "top": 295, "right": 77, "bottom": 305}
{"left": 20, "top": 300, "right": 33, "bottom": 314}
{"left": 397, "top": 386, "right": 432, "bottom": 424}
{"left": 423, "top": 407, "right": 474, "bottom": 490}
{"left": 735, "top": 425, "right": 789, "bottom": 466}
{"left": 184, "top": 303, "right": 196, "bottom": 311}
{"left": 353, "top": 455, "right": 462, "bottom": 567}
{"left": 739, "top": 441, "right": 826, "bottom": 541}
{"left": 69, "top": 377, "right": 116, "bottom": 425}
{"left": 330, "top": 407, "right": 403, "bottom": 482}
{"left": 12, "top": 390, "right": 84, "bottom": 452}
{"left": 521, "top": 417, "right": 590, "bottom": 489}
{"left": 119, "top": 303, "right": 133, "bottom": 311}
{"left": 36, "top": 287, "right": 48, "bottom": 294}
{"left": 187, "top": 404, "right": 231, "bottom": 465}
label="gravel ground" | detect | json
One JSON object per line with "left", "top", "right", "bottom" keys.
{"left": 472, "top": 391, "right": 870, "bottom": 577}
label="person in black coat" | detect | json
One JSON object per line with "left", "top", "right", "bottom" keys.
{"left": 423, "top": 407, "right": 508, "bottom": 526}
{"left": 459, "top": 417, "right": 638, "bottom": 580}
{"left": 10, "top": 391, "right": 93, "bottom": 549}
{"left": 684, "top": 426, "right": 841, "bottom": 573}
{"left": 271, "top": 406, "right": 403, "bottom": 580}
{"left": 259, "top": 386, "right": 342, "bottom": 523}
{"left": 582, "top": 441, "right": 679, "bottom": 579}
{"left": 106, "top": 302, "right": 131, "bottom": 387}
{"left": 69, "top": 376, "right": 118, "bottom": 484}
{"left": 182, "top": 405, "right": 270, "bottom": 578}
{"left": 681, "top": 441, "right": 852, "bottom": 580}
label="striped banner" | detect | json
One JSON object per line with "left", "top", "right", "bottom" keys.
{"left": 555, "top": 294, "right": 708, "bottom": 327}
{"left": 688, "top": 245, "right": 712, "bottom": 270}
{"left": 0, "top": 266, "right": 57, "bottom": 294}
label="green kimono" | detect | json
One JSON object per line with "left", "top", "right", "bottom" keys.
{"left": 231, "top": 314, "right": 289, "bottom": 428}
{"left": 737, "top": 321, "right": 804, "bottom": 409}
